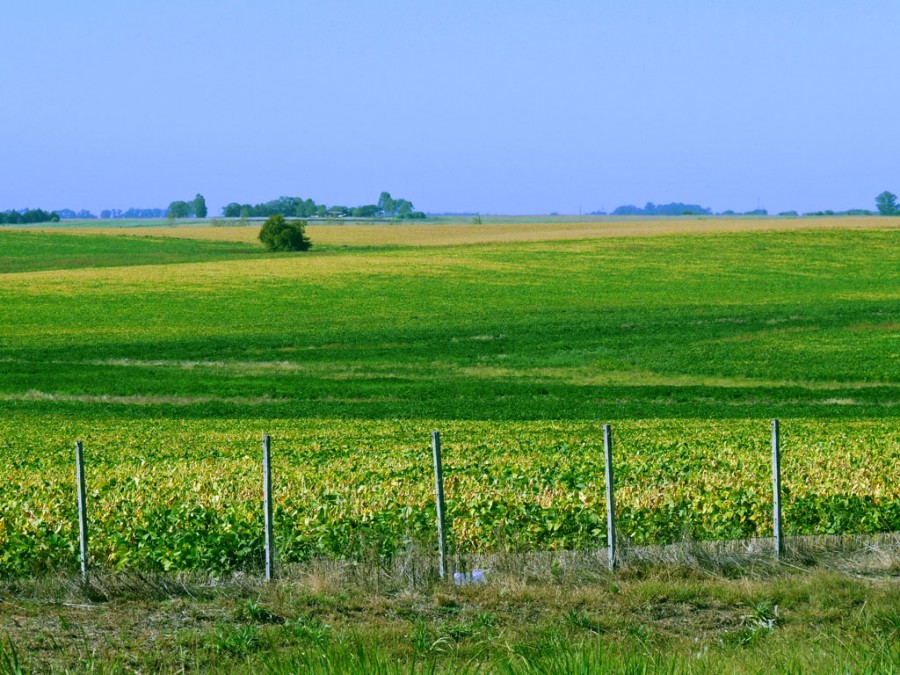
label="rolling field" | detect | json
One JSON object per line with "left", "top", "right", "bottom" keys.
{"left": 21, "top": 214, "right": 896, "bottom": 247}
{"left": 0, "top": 220, "right": 898, "bottom": 576}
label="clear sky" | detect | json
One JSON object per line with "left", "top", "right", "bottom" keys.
{"left": 3, "top": 1, "right": 898, "bottom": 216}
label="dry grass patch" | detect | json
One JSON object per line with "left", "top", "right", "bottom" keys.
{"left": 459, "top": 364, "right": 891, "bottom": 391}
{"left": 1, "top": 535, "right": 897, "bottom": 672}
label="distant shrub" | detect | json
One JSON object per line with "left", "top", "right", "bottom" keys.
{"left": 258, "top": 215, "right": 312, "bottom": 252}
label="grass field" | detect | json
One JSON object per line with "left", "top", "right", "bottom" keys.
{"left": 1, "top": 217, "right": 898, "bottom": 671}
{"left": 1, "top": 223, "right": 897, "bottom": 418}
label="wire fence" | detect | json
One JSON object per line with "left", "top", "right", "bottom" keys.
{"left": 67, "top": 420, "right": 797, "bottom": 584}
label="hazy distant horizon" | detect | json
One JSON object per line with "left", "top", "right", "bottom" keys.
{"left": 4, "top": 1, "right": 898, "bottom": 217}
{"left": 7, "top": 198, "right": 887, "bottom": 220}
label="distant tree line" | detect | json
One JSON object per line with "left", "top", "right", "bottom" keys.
{"left": 592, "top": 199, "right": 889, "bottom": 217}
{"left": 222, "top": 192, "right": 425, "bottom": 220}
{"left": 55, "top": 208, "right": 172, "bottom": 219}
{"left": 606, "top": 202, "right": 713, "bottom": 216}
{"left": 720, "top": 209, "right": 768, "bottom": 216}
{"left": 56, "top": 209, "right": 97, "bottom": 219}
{"left": 223, "top": 196, "right": 320, "bottom": 219}
{"left": 804, "top": 209, "right": 875, "bottom": 217}
{"left": 101, "top": 208, "right": 167, "bottom": 219}
{"left": 0, "top": 208, "right": 60, "bottom": 224}
{"left": 57, "top": 196, "right": 208, "bottom": 220}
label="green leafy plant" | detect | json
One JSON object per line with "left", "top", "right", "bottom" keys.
{"left": 213, "top": 625, "right": 263, "bottom": 657}
{"left": 0, "top": 636, "right": 23, "bottom": 675}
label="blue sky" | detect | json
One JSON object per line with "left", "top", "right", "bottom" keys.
{"left": 3, "top": 1, "right": 897, "bottom": 215}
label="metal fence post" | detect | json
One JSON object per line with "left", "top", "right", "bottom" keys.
{"left": 603, "top": 424, "right": 618, "bottom": 570}
{"left": 432, "top": 431, "right": 448, "bottom": 579}
{"left": 75, "top": 440, "right": 89, "bottom": 583}
{"left": 263, "top": 434, "right": 275, "bottom": 581}
{"left": 772, "top": 419, "right": 784, "bottom": 559}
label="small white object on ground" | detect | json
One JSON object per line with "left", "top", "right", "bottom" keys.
{"left": 453, "top": 570, "right": 486, "bottom": 585}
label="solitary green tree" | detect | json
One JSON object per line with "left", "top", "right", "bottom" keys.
{"left": 875, "top": 191, "right": 898, "bottom": 215}
{"left": 166, "top": 200, "right": 193, "bottom": 219}
{"left": 193, "top": 193, "right": 208, "bottom": 218}
{"left": 258, "top": 214, "right": 312, "bottom": 251}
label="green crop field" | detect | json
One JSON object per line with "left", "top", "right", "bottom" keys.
{"left": 0, "top": 221, "right": 898, "bottom": 577}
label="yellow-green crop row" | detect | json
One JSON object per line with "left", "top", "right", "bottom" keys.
{"left": 1, "top": 416, "right": 897, "bottom": 577}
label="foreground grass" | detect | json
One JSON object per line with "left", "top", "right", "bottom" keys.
{"left": 1, "top": 544, "right": 897, "bottom": 673}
